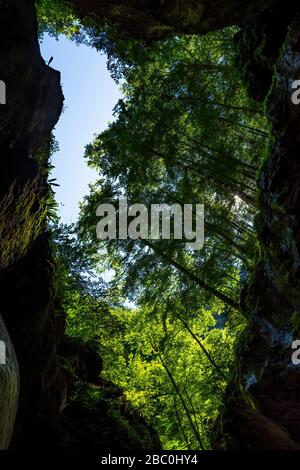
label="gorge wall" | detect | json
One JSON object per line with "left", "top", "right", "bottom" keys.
{"left": 215, "top": 8, "right": 300, "bottom": 449}
{"left": 0, "top": 0, "right": 159, "bottom": 450}
{"left": 69, "top": 0, "right": 274, "bottom": 40}
{"left": 0, "top": 0, "right": 300, "bottom": 450}
{"left": 0, "top": 0, "right": 63, "bottom": 448}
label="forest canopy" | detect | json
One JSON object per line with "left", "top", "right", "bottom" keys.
{"left": 37, "top": 0, "right": 269, "bottom": 450}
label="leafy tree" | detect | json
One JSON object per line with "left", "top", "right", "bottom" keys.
{"left": 78, "top": 30, "right": 268, "bottom": 316}
{"left": 53, "top": 223, "right": 244, "bottom": 449}
{"left": 41, "top": 10, "right": 269, "bottom": 450}
{"left": 71, "top": 30, "right": 267, "bottom": 448}
{"left": 36, "top": 0, "right": 81, "bottom": 39}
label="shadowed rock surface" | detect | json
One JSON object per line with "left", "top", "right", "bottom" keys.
{"left": 0, "top": 0, "right": 63, "bottom": 448}
{"left": 0, "top": 0, "right": 159, "bottom": 450}
{"left": 69, "top": 0, "right": 275, "bottom": 40}
{"left": 215, "top": 10, "right": 300, "bottom": 449}
{"left": 1, "top": 0, "right": 300, "bottom": 451}
{"left": 0, "top": 315, "right": 18, "bottom": 449}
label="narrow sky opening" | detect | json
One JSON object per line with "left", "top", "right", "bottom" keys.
{"left": 40, "top": 34, "right": 122, "bottom": 224}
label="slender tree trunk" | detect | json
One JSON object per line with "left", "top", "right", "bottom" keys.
{"left": 173, "top": 397, "right": 191, "bottom": 450}
{"left": 178, "top": 316, "right": 226, "bottom": 379}
{"left": 149, "top": 338, "right": 205, "bottom": 450}
{"left": 144, "top": 241, "right": 239, "bottom": 310}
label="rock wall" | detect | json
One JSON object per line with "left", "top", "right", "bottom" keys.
{"left": 0, "top": 315, "right": 18, "bottom": 449}
{"left": 216, "top": 10, "right": 300, "bottom": 449}
{"left": 1, "top": 0, "right": 300, "bottom": 451}
{"left": 70, "top": 0, "right": 275, "bottom": 40}
{"left": 0, "top": 0, "right": 160, "bottom": 449}
{"left": 0, "top": 0, "right": 63, "bottom": 448}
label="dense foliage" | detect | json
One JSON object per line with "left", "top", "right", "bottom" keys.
{"left": 39, "top": 0, "right": 269, "bottom": 450}
{"left": 53, "top": 224, "right": 245, "bottom": 449}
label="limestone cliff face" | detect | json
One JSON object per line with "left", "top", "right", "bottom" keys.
{"left": 0, "top": 315, "right": 18, "bottom": 449}
{"left": 1, "top": 0, "right": 300, "bottom": 451}
{"left": 0, "top": 0, "right": 63, "bottom": 448}
{"left": 70, "top": 0, "right": 275, "bottom": 40}
{"left": 0, "top": 0, "right": 160, "bottom": 450}
{"left": 0, "top": 0, "right": 63, "bottom": 270}
{"left": 216, "top": 11, "right": 300, "bottom": 449}
{"left": 233, "top": 1, "right": 297, "bottom": 101}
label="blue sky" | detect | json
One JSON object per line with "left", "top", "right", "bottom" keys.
{"left": 40, "top": 34, "right": 122, "bottom": 224}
